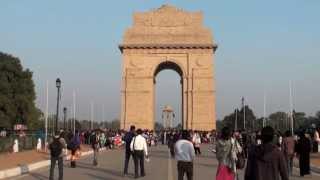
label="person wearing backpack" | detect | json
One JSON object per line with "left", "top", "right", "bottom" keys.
{"left": 49, "top": 132, "right": 67, "bottom": 180}
{"left": 68, "top": 130, "right": 81, "bottom": 168}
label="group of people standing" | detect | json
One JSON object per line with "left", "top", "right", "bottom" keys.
{"left": 48, "top": 129, "right": 105, "bottom": 180}
{"left": 123, "top": 126, "right": 201, "bottom": 180}
{"left": 215, "top": 125, "right": 318, "bottom": 180}
{"left": 48, "top": 130, "right": 82, "bottom": 180}
{"left": 46, "top": 125, "right": 319, "bottom": 180}
{"left": 123, "top": 125, "right": 149, "bottom": 179}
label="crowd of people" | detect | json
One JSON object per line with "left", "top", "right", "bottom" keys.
{"left": 37, "top": 125, "right": 320, "bottom": 180}
{"left": 215, "top": 126, "right": 320, "bottom": 180}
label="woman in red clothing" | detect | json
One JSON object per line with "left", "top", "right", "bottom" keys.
{"left": 216, "top": 127, "right": 236, "bottom": 180}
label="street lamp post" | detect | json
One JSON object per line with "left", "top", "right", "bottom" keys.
{"left": 242, "top": 97, "right": 246, "bottom": 130}
{"left": 55, "top": 78, "right": 61, "bottom": 133}
{"left": 63, "top": 107, "right": 67, "bottom": 130}
{"left": 235, "top": 108, "right": 238, "bottom": 131}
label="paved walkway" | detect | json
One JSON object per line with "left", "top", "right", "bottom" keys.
{"left": 0, "top": 151, "right": 48, "bottom": 170}
{"left": 0, "top": 145, "right": 91, "bottom": 170}
{"left": 10, "top": 144, "right": 320, "bottom": 180}
{"left": 310, "top": 153, "right": 320, "bottom": 166}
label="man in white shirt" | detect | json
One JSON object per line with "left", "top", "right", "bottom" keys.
{"left": 315, "top": 127, "right": 320, "bottom": 152}
{"left": 130, "top": 129, "right": 148, "bottom": 178}
{"left": 175, "top": 130, "right": 195, "bottom": 180}
{"left": 192, "top": 131, "right": 201, "bottom": 155}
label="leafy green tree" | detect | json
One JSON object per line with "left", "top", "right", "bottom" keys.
{"left": 220, "top": 105, "right": 257, "bottom": 132}
{"left": 216, "top": 119, "right": 225, "bottom": 131}
{"left": 110, "top": 119, "right": 120, "bottom": 129}
{"left": 293, "top": 111, "right": 307, "bottom": 130}
{"left": 154, "top": 122, "right": 164, "bottom": 131}
{"left": 268, "top": 111, "right": 288, "bottom": 132}
{"left": 0, "top": 52, "right": 40, "bottom": 129}
{"left": 316, "top": 111, "right": 320, "bottom": 121}
{"left": 255, "top": 117, "right": 264, "bottom": 130}
{"left": 175, "top": 123, "right": 182, "bottom": 130}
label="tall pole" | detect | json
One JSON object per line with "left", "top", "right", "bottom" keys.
{"left": 55, "top": 78, "right": 61, "bottom": 133}
{"left": 44, "top": 80, "right": 49, "bottom": 151}
{"left": 263, "top": 91, "right": 266, "bottom": 127}
{"left": 69, "top": 106, "right": 72, "bottom": 130}
{"left": 73, "top": 91, "right": 76, "bottom": 135}
{"left": 170, "top": 112, "right": 174, "bottom": 128}
{"left": 91, "top": 102, "right": 94, "bottom": 130}
{"left": 235, "top": 109, "right": 238, "bottom": 130}
{"left": 102, "top": 104, "right": 105, "bottom": 128}
{"left": 289, "top": 81, "right": 294, "bottom": 135}
{"left": 63, "top": 107, "right": 67, "bottom": 130}
{"left": 162, "top": 112, "right": 165, "bottom": 129}
{"left": 242, "top": 97, "right": 246, "bottom": 130}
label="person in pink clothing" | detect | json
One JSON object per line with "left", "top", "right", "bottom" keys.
{"left": 216, "top": 127, "right": 236, "bottom": 180}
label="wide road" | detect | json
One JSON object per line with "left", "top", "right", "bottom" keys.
{"left": 12, "top": 144, "right": 319, "bottom": 180}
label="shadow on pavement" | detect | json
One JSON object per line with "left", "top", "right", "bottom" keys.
{"left": 196, "top": 162, "right": 217, "bottom": 168}
{"left": 75, "top": 162, "right": 123, "bottom": 178}
{"left": 28, "top": 172, "right": 49, "bottom": 180}
{"left": 149, "top": 153, "right": 168, "bottom": 159}
{"left": 86, "top": 173, "right": 119, "bottom": 180}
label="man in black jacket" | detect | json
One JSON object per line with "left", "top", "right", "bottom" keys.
{"left": 123, "top": 125, "right": 136, "bottom": 176}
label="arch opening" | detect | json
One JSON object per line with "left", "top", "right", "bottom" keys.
{"left": 153, "top": 61, "right": 184, "bottom": 130}
{"left": 154, "top": 61, "right": 183, "bottom": 82}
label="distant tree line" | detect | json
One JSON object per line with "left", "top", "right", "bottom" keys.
{"left": 45, "top": 114, "right": 121, "bottom": 132}
{"left": 217, "top": 105, "right": 320, "bottom": 133}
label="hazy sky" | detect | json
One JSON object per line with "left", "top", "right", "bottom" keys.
{"left": 1, "top": 0, "right": 320, "bottom": 125}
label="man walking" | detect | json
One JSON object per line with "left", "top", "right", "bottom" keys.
{"left": 130, "top": 128, "right": 148, "bottom": 178}
{"left": 245, "top": 126, "right": 288, "bottom": 180}
{"left": 282, "top": 130, "right": 295, "bottom": 176}
{"left": 91, "top": 131, "right": 100, "bottom": 166}
{"left": 192, "top": 131, "right": 201, "bottom": 155}
{"left": 49, "top": 131, "right": 67, "bottom": 180}
{"left": 175, "top": 130, "right": 195, "bottom": 180}
{"left": 123, "top": 125, "right": 136, "bottom": 176}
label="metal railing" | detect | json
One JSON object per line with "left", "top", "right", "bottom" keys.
{"left": 0, "top": 132, "right": 46, "bottom": 153}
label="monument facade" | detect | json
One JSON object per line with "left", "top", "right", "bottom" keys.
{"left": 119, "top": 5, "right": 217, "bottom": 131}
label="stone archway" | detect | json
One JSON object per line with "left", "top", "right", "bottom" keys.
{"left": 119, "top": 5, "right": 217, "bottom": 131}
{"left": 153, "top": 61, "right": 184, "bottom": 129}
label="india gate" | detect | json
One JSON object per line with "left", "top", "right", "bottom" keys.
{"left": 119, "top": 5, "right": 217, "bottom": 131}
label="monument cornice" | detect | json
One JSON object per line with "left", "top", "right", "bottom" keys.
{"left": 119, "top": 43, "right": 218, "bottom": 53}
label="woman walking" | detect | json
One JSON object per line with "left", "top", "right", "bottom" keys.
{"left": 68, "top": 130, "right": 81, "bottom": 168}
{"left": 295, "top": 131, "right": 311, "bottom": 177}
{"left": 216, "top": 127, "right": 237, "bottom": 180}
